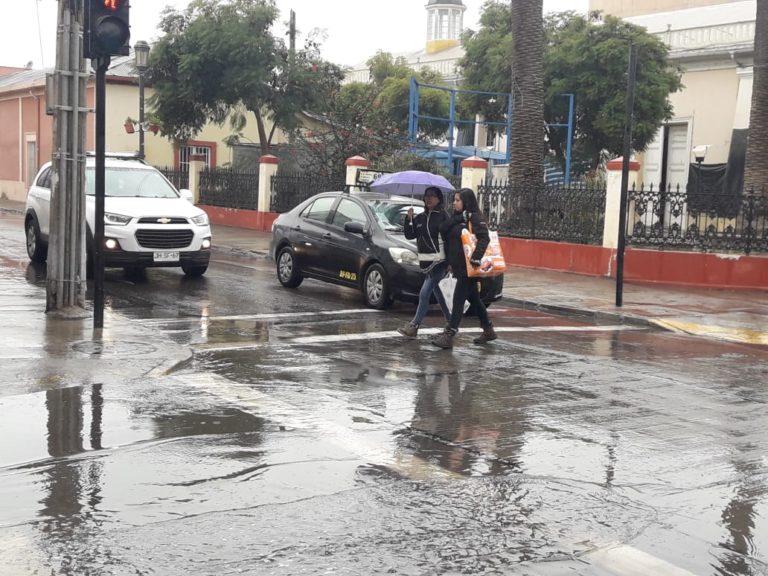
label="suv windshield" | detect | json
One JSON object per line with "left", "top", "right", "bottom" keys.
{"left": 85, "top": 167, "right": 179, "bottom": 198}
{"left": 365, "top": 198, "right": 424, "bottom": 232}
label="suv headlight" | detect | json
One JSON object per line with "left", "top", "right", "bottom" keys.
{"left": 388, "top": 247, "right": 418, "bottom": 266}
{"left": 104, "top": 212, "right": 131, "bottom": 226}
{"left": 191, "top": 213, "right": 209, "bottom": 226}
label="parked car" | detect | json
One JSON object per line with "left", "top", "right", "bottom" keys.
{"left": 24, "top": 154, "right": 212, "bottom": 276}
{"left": 269, "top": 190, "right": 503, "bottom": 309}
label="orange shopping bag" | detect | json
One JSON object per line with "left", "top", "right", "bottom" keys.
{"left": 461, "top": 223, "right": 507, "bottom": 278}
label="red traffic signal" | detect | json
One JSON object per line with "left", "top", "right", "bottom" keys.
{"left": 84, "top": 0, "right": 130, "bottom": 59}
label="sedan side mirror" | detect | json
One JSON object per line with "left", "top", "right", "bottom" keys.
{"left": 179, "top": 189, "right": 194, "bottom": 203}
{"left": 344, "top": 221, "right": 366, "bottom": 235}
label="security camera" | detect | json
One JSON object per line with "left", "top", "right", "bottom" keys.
{"left": 692, "top": 145, "right": 709, "bottom": 163}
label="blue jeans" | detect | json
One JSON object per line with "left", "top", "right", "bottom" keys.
{"left": 412, "top": 261, "right": 450, "bottom": 325}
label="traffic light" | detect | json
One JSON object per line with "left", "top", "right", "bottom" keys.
{"left": 84, "top": 0, "right": 131, "bottom": 59}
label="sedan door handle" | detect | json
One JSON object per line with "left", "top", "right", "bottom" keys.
{"left": 322, "top": 233, "right": 332, "bottom": 239}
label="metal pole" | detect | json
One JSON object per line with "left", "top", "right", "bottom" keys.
{"left": 565, "top": 93, "right": 575, "bottom": 185}
{"left": 506, "top": 93, "right": 513, "bottom": 165}
{"left": 615, "top": 44, "right": 638, "bottom": 307}
{"left": 448, "top": 89, "right": 456, "bottom": 174}
{"left": 138, "top": 71, "right": 145, "bottom": 158}
{"left": 94, "top": 56, "right": 110, "bottom": 329}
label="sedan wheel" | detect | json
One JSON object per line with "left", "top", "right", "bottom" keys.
{"left": 363, "top": 263, "right": 392, "bottom": 309}
{"left": 277, "top": 246, "right": 303, "bottom": 288}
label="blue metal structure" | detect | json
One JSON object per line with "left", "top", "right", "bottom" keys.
{"left": 408, "top": 79, "right": 576, "bottom": 184}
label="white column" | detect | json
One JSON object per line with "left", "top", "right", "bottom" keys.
{"left": 188, "top": 155, "right": 206, "bottom": 204}
{"left": 603, "top": 158, "right": 640, "bottom": 249}
{"left": 258, "top": 154, "right": 279, "bottom": 212}
{"left": 345, "top": 155, "right": 369, "bottom": 191}
{"left": 460, "top": 156, "right": 488, "bottom": 191}
{"left": 733, "top": 67, "right": 754, "bottom": 130}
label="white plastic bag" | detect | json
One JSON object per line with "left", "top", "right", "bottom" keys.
{"left": 438, "top": 273, "right": 470, "bottom": 314}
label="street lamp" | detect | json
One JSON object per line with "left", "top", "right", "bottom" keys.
{"left": 134, "top": 40, "right": 150, "bottom": 159}
{"left": 692, "top": 144, "right": 709, "bottom": 196}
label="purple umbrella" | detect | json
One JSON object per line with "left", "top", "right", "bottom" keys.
{"left": 369, "top": 170, "right": 455, "bottom": 197}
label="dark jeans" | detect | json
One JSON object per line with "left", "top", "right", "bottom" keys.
{"left": 449, "top": 273, "right": 490, "bottom": 330}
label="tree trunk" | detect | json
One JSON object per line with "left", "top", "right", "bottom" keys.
{"left": 253, "top": 109, "right": 270, "bottom": 156}
{"left": 744, "top": 0, "right": 767, "bottom": 193}
{"left": 508, "top": 0, "right": 545, "bottom": 189}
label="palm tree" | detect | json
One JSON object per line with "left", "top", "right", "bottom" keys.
{"left": 744, "top": 0, "right": 767, "bottom": 193}
{"left": 508, "top": 0, "right": 545, "bottom": 189}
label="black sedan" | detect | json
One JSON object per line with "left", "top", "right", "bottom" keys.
{"left": 269, "top": 191, "right": 503, "bottom": 310}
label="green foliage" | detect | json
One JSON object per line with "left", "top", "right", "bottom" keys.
{"left": 289, "top": 51, "right": 451, "bottom": 177}
{"left": 458, "top": 2, "right": 683, "bottom": 171}
{"left": 544, "top": 12, "right": 682, "bottom": 169}
{"left": 364, "top": 52, "right": 450, "bottom": 141}
{"left": 147, "top": 0, "right": 343, "bottom": 153}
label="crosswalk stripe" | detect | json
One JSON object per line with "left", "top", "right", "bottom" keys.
{"left": 291, "top": 325, "right": 641, "bottom": 345}
{"left": 585, "top": 544, "right": 700, "bottom": 576}
{"left": 137, "top": 308, "right": 382, "bottom": 325}
{"left": 189, "top": 325, "right": 641, "bottom": 352}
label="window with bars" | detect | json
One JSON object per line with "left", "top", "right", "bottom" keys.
{"left": 179, "top": 145, "right": 212, "bottom": 171}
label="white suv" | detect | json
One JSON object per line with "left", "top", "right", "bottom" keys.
{"left": 25, "top": 155, "right": 212, "bottom": 277}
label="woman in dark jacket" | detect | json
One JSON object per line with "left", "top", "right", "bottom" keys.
{"left": 431, "top": 187, "right": 497, "bottom": 349}
{"left": 397, "top": 186, "right": 451, "bottom": 337}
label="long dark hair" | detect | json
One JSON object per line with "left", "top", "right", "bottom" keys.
{"left": 456, "top": 187, "right": 480, "bottom": 214}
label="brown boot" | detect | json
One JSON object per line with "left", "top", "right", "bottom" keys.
{"left": 397, "top": 322, "right": 419, "bottom": 338}
{"left": 431, "top": 326, "right": 457, "bottom": 349}
{"left": 473, "top": 324, "right": 498, "bottom": 345}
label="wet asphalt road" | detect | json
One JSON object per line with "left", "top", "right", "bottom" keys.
{"left": 0, "top": 212, "right": 767, "bottom": 575}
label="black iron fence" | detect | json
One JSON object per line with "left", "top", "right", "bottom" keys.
{"left": 157, "top": 167, "right": 189, "bottom": 191}
{"left": 627, "top": 185, "right": 768, "bottom": 255}
{"left": 199, "top": 168, "right": 259, "bottom": 210}
{"left": 477, "top": 180, "right": 607, "bottom": 245}
{"left": 270, "top": 172, "right": 346, "bottom": 213}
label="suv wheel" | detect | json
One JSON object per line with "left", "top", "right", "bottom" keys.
{"left": 277, "top": 246, "right": 303, "bottom": 288}
{"left": 25, "top": 217, "right": 47, "bottom": 262}
{"left": 182, "top": 264, "right": 208, "bottom": 277}
{"left": 363, "top": 263, "right": 392, "bottom": 309}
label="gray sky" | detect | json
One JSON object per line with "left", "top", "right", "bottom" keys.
{"left": 2, "top": 0, "right": 589, "bottom": 70}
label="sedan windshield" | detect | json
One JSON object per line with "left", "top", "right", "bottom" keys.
{"left": 365, "top": 198, "right": 424, "bottom": 232}
{"left": 85, "top": 168, "right": 179, "bottom": 198}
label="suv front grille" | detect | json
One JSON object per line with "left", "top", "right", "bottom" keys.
{"left": 137, "top": 217, "right": 189, "bottom": 224}
{"left": 135, "top": 229, "right": 194, "bottom": 249}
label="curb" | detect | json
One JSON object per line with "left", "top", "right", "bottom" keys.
{"left": 499, "top": 296, "right": 658, "bottom": 329}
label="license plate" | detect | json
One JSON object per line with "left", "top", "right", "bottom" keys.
{"left": 153, "top": 250, "right": 180, "bottom": 262}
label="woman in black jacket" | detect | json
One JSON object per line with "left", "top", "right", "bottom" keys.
{"left": 397, "top": 186, "right": 451, "bottom": 337}
{"left": 431, "top": 187, "right": 497, "bottom": 349}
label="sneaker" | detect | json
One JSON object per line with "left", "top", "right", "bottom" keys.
{"left": 397, "top": 322, "right": 419, "bottom": 338}
{"left": 473, "top": 324, "right": 498, "bottom": 345}
{"left": 431, "top": 326, "right": 457, "bottom": 349}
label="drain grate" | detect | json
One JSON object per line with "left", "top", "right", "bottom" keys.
{"left": 71, "top": 340, "right": 158, "bottom": 357}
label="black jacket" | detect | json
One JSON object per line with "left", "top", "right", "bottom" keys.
{"left": 404, "top": 208, "right": 450, "bottom": 269}
{"left": 440, "top": 211, "right": 490, "bottom": 276}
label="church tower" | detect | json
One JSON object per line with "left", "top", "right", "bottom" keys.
{"left": 426, "top": 0, "right": 467, "bottom": 54}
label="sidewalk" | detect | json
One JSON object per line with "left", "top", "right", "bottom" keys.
{"left": 3, "top": 197, "right": 766, "bottom": 346}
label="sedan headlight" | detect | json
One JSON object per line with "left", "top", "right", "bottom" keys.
{"left": 388, "top": 247, "right": 418, "bottom": 266}
{"left": 191, "top": 213, "right": 209, "bottom": 226}
{"left": 104, "top": 212, "right": 131, "bottom": 226}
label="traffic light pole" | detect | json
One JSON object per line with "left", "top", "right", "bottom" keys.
{"left": 93, "top": 55, "right": 110, "bottom": 330}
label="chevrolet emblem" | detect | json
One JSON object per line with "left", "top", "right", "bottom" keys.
{"left": 157, "top": 217, "right": 172, "bottom": 224}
